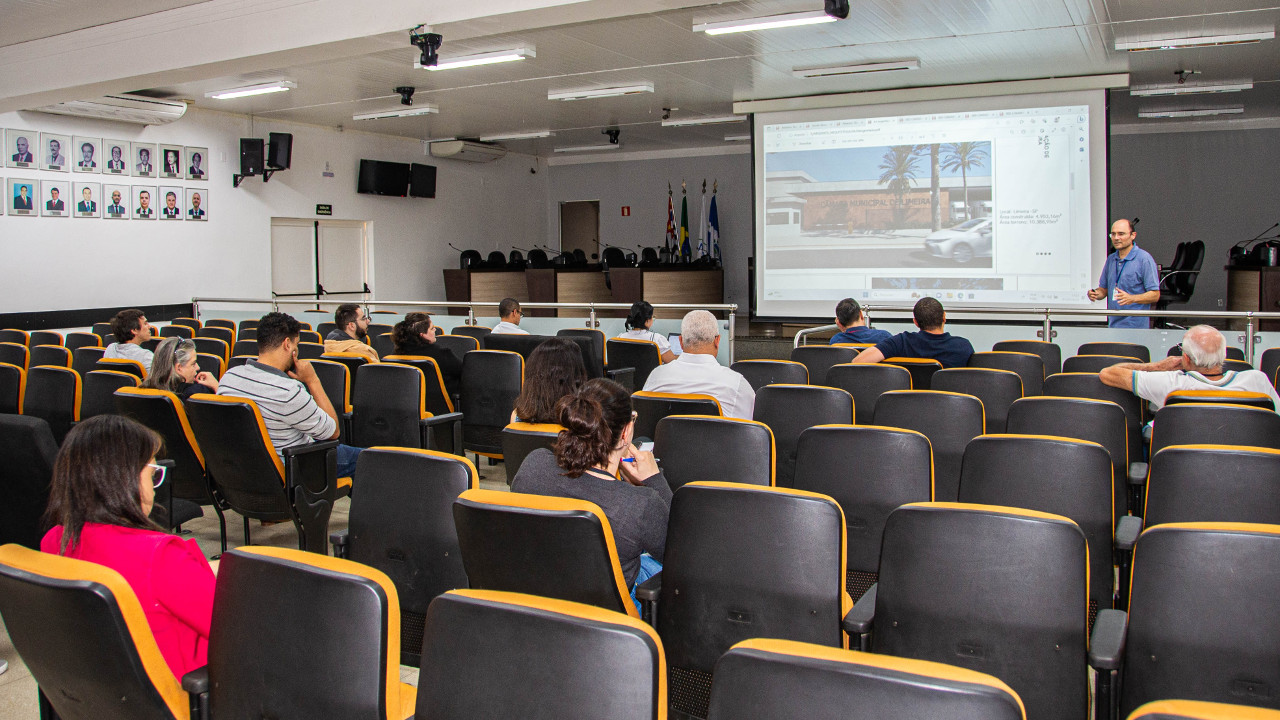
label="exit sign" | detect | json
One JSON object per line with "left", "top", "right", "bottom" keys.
{"left": 621, "top": 206, "right": 631, "bottom": 217}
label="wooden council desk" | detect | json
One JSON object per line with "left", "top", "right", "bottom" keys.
{"left": 443, "top": 266, "right": 724, "bottom": 318}
{"left": 1226, "top": 265, "right": 1280, "bottom": 331}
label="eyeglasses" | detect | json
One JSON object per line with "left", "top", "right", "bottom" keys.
{"left": 146, "top": 463, "right": 166, "bottom": 489}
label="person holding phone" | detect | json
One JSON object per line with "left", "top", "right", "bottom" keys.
{"left": 391, "top": 312, "right": 464, "bottom": 398}
{"left": 511, "top": 378, "right": 670, "bottom": 611}
{"left": 217, "top": 312, "right": 363, "bottom": 479}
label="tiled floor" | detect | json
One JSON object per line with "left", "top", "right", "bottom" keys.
{"left": 0, "top": 455, "right": 511, "bottom": 717}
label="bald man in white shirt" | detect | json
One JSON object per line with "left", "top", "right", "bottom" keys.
{"left": 641, "top": 309, "right": 754, "bottom": 420}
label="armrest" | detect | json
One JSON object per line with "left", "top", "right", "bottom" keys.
{"left": 181, "top": 666, "right": 209, "bottom": 694}
{"left": 606, "top": 366, "right": 635, "bottom": 386}
{"left": 1127, "top": 462, "right": 1148, "bottom": 486}
{"left": 842, "top": 583, "right": 877, "bottom": 635}
{"left": 1088, "top": 609, "right": 1127, "bottom": 670}
{"left": 422, "top": 412, "right": 463, "bottom": 426}
{"left": 282, "top": 439, "right": 340, "bottom": 458}
{"left": 635, "top": 572, "right": 662, "bottom": 602}
{"left": 330, "top": 528, "right": 349, "bottom": 558}
{"left": 1115, "top": 515, "right": 1143, "bottom": 552}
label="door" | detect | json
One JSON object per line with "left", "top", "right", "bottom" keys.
{"left": 269, "top": 218, "right": 369, "bottom": 301}
{"left": 560, "top": 200, "right": 600, "bottom": 261}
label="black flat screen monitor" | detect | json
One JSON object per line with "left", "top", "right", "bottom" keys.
{"left": 357, "top": 159, "right": 410, "bottom": 196}
{"left": 409, "top": 163, "right": 437, "bottom": 198}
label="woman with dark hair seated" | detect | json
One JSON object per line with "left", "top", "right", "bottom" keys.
{"left": 511, "top": 378, "right": 670, "bottom": 608}
{"left": 511, "top": 337, "right": 589, "bottom": 424}
{"left": 391, "top": 311, "right": 463, "bottom": 397}
{"left": 142, "top": 336, "right": 218, "bottom": 399}
{"left": 617, "top": 300, "right": 676, "bottom": 363}
{"left": 41, "top": 415, "right": 215, "bottom": 679}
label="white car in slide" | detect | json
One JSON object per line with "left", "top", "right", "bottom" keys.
{"left": 923, "top": 218, "right": 992, "bottom": 264}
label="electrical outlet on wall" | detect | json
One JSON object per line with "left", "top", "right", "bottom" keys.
{"left": 1217, "top": 298, "right": 1225, "bottom": 307}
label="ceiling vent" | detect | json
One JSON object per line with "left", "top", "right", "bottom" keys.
{"left": 30, "top": 94, "right": 188, "bottom": 125}
{"left": 429, "top": 140, "right": 507, "bottom": 162}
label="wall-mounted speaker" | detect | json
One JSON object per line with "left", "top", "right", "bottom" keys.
{"left": 268, "top": 132, "right": 293, "bottom": 170}
{"left": 240, "top": 138, "right": 264, "bottom": 176}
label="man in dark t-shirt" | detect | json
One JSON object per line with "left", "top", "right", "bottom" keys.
{"left": 829, "top": 297, "right": 892, "bottom": 345}
{"left": 851, "top": 297, "right": 974, "bottom": 368}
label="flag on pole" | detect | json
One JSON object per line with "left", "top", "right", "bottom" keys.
{"left": 664, "top": 184, "right": 677, "bottom": 253}
{"left": 697, "top": 179, "right": 709, "bottom": 259}
{"left": 679, "top": 181, "right": 691, "bottom": 261}
{"left": 708, "top": 181, "right": 721, "bottom": 263}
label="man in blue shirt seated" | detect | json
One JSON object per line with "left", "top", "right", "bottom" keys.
{"left": 850, "top": 297, "right": 974, "bottom": 368}
{"left": 1087, "top": 218, "right": 1160, "bottom": 328}
{"left": 829, "top": 297, "right": 892, "bottom": 345}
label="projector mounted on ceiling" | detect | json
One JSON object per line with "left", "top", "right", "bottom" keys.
{"left": 30, "top": 94, "right": 188, "bottom": 125}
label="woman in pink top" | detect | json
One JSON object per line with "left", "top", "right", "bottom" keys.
{"left": 41, "top": 415, "right": 215, "bottom": 679}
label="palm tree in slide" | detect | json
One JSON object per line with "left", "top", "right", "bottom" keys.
{"left": 877, "top": 145, "right": 921, "bottom": 228}
{"left": 940, "top": 142, "right": 989, "bottom": 221}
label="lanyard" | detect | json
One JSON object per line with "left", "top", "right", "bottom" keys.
{"left": 1111, "top": 251, "right": 1136, "bottom": 289}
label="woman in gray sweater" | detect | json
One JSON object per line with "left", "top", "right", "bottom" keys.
{"left": 511, "top": 378, "right": 671, "bottom": 606}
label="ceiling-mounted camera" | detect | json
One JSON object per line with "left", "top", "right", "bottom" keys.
{"left": 603, "top": 127, "right": 621, "bottom": 144}
{"left": 410, "top": 27, "right": 443, "bottom": 67}
{"left": 396, "top": 86, "right": 415, "bottom": 106}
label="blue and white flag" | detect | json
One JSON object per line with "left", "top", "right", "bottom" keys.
{"left": 708, "top": 190, "right": 721, "bottom": 262}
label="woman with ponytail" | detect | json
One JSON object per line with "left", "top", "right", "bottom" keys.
{"left": 391, "top": 311, "right": 463, "bottom": 397}
{"left": 616, "top": 300, "right": 676, "bottom": 363}
{"left": 511, "top": 378, "right": 670, "bottom": 604}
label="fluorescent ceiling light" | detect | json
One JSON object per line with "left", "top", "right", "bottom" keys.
{"left": 694, "top": 10, "right": 836, "bottom": 35}
{"left": 479, "top": 129, "right": 553, "bottom": 141}
{"left": 418, "top": 47, "right": 534, "bottom": 71}
{"left": 724, "top": 134, "right": 751, "bottom": 142}
{"left": 548, "top": 83, "right": 654, "bottom": 101}
{"left": 352, "top": 104, "right": 439, "bottom": 120}
{"left": 1130, "top": 80, "right": 1253, "bottom": 96}
{"left": 1137, "top": 106, "right": 1244, "bottom": 118}
{"left": 793, "top": 59, "right": 920, "bottom": 78}
{"left": 661, "top": 115, "right": 746, "bottom": 127}
{"left": 205, "top": 81, "right": 295, "bottom": 100}
{"left": 1116, "top": 30, "right": 1274, "bottom": 51}
{"left": 553, "top": 144, "right": 620, "bottom": 153}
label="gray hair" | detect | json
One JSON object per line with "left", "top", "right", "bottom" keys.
{"left": 1181, "top": 324, "right": 1225, "bottom": 371}
{"left": 143, "top": 336, "right": 198, "bottom": 393}
{"left": 680, "top": 310, "right": 719, "bottom": 350}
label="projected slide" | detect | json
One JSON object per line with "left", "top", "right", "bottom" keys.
{"left": 754, "top": 91, "right": 1106, "bottom": 319}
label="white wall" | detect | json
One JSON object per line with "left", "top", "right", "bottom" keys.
{"left": 0, "top": 107, "right": 547, "bottom": 313}
{"left": 545, "top": 150, "right": 752, "bottom": 309}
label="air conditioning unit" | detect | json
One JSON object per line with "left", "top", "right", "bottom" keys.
{"left": 30, "top": 94, "right": 188, "bottom": 125}
{"left": 429, "top": 140, "right": 507, "bottom": 163}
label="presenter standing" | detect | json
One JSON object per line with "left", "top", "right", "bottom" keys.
{"left": 1087, "top": 218, "right": 1160, "bottom": 328}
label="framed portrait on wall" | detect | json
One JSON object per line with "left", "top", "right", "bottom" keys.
{"left": 41, "top": 179, "right": 69, "bottom": 217}
{"left": 5, "top": 129, "right": 38, "bottom": 168}
{"left": 159, "top": 145, "right": 183, "bottom": 179}
{"left": 132, "top": 143, "right": 157, "bottom": 177}
{"left": 73, "top": 182, "right": 101, "bottom": 218}
{"left": 158, "top": 185, "right": 183, "bottom": 220}
{"left": 103, "top": 140, "right": 130, "bottom": 175}
{"left": 185, "top": 187, "right": 207, "bottom": 221}
{"left": 103, "top": 183, "right": 130, "bottom": 219}
{"left": 8, "top": 178, "right": 36, "bottom": 215}
{"left": 73, "top": 137, "right": 101, "bottom": 173}
{"left": 133, "top": 186, "right": 158, "bottom": 220}
{"left": 185, "top": 146, "right": 208, "bottom": 180}
{"left": 41, "top": 133, "right": 70, "bottom": 172}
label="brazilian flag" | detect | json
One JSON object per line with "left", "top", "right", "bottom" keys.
{"left": 679, "top": 193, "right": 691, "bottom": 261}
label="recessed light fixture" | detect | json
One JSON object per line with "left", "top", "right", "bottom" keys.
{"left": 1130, "top": 80, "right": 1253, "bottom": 96}
{"left": 1137, "top": 106, "right": 1244, "bottom": 118}
{"left": 548, "top": 83, "right": 654, "bottom": 101}
{"left": 793, "top": 59, "right": 920, "bottom": 78}
{"left": 1116, "top": 30, "right": 1274, "bottom": 52}
{"left": 724, "top": 134, "right": 751, "bottom": 142}
{"left": 552, "top": 144, "right": 620, "bottom": 153}
{"left": 661, "top": 115, "right": 747, "bottom": 127}
{"left": 352, "top": 104, "right": 439, "bottom": 120}
{"left": 417, "top": 47, "right": 534, "bottom": 71}
{"left": 694, "top": 10, "right": 837, "bottom": 35}
{"left": 478, "top": 130, "right": 554, "bottom": 141}
{"left": 205, "top": 81, "right": 296, "bottom": 100}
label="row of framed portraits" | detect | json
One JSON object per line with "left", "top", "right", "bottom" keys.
{"left": 3, "top": 129, "right": 208, "bottom": 180}
{"left": 5, "top": 178, "right": 208, "bottom": 221}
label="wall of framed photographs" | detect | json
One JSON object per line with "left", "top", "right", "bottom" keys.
{"left": 0, "top": 106, "right": 548, "bottom": 314}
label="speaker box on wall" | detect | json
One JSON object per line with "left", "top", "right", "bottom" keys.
{"left": 268, "top": 132, "right": 293, "bottom": 170}
{"left": 240, "top": 138, "right": 265, "bottom": 176}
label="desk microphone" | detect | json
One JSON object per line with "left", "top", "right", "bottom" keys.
{"left": 1234, "top": 222, "right": 1279, "bottom": 249}
{"left": 448, "top": 242, "right": 467, "bottom": 253}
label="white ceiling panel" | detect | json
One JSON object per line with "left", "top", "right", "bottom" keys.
{"left": 0, "top": 0, "right": 210, "bottom": 46}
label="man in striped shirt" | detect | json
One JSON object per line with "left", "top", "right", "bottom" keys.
{"left": 218, "top": 312, "right": 363, "bottom": 478}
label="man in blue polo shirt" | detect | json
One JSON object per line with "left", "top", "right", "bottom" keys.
{"left": 1087, "top": 218, "right": 1160, "bottom": 328}
{"left": 829, "top": 297, "right": 892, "bottom": 345}
{"left": 850, "top": 297, "right": 974, "bottom": 368}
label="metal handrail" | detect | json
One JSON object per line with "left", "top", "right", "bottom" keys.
{"left": 792, "top": 305, "right": 1280, "bottom": 364}
{"left": 193, "top": 297, "right": 740, "bottom": 362}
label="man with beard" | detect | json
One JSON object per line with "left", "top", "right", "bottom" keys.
{"left": 323, "top": 303, "right": 380, "bottom": 361}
